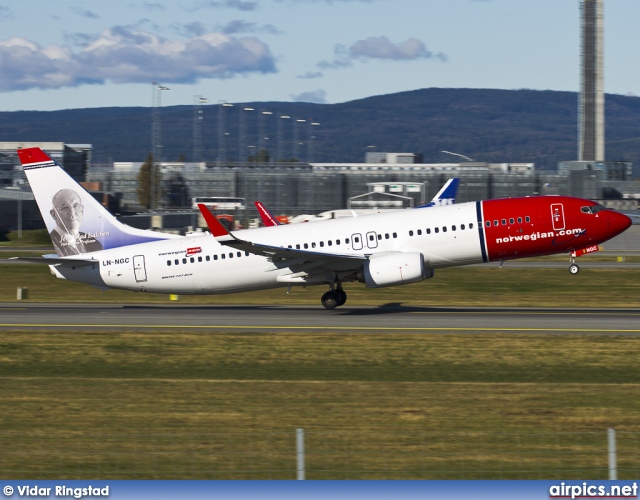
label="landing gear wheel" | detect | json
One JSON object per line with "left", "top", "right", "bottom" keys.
{"left": 336, "top": 289, "right": 347, "bottom": 307}
{"left": 569, "top": 264, "right": 580, "bottom": 275}
{"left": 321, "top": 291, "right": 340, "bottom": 310}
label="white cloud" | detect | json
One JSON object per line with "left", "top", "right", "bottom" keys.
{"left": 349, "top": 36, "right": 446, "bottom": 61}
{"left": 290, "top": 89, "right": 327, "bottom": 103}
{"left": 0, "top": 27, "right": 277, "bottom": 92}
{"left": 318, "top": 35, "right": 447, "bottom": 70}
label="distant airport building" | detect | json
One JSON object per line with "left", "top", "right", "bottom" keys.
{"left": 364, "top": 152, "right": 424, "bottom": 164}
{"left": 0, "top": 142, "right": 92, "bottom": 187}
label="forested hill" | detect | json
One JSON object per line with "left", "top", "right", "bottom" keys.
{"left": 1, "top": 88, "right": 639, "bottom": 169}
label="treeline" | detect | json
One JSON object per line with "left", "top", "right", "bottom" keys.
{"left": 1, "top": 88, "right": 639, "bottom": 170}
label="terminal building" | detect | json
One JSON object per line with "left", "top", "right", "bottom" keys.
{"left": 1, "top": 144, "right": 638, "bottom": 234}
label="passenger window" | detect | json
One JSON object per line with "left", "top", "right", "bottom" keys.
{"left": 245, "top": 252, "right": 249, "bottom": 256}
{"left": 517, "top": 217, "right": 522, "bottom": 223}
{"left": 229, "top": 253, "right": 233, "bottom": 258}
{"left": 494, "top": 220, "right": 499, "bottom": 226}
{"left": 206, "top": 255, "right": 210, "bottom": 262}
{"left": 296, "top": 244, "right": 300, "bottom": 249}
{"left": 461, "top": 224, "right": 465, "bottom": 230}
{"left": 221, "top": 254, "right": 225, "bottom": 259}
{"left": 443, "top": 226, "right": 447, "bottom": 232}
{"left": 320, "top": 241, "right": 324, "bottom": 247}
{"left": 385, "top": 234, "right": 389, "bottom": 239}
{"left": 426, "top": 228, "right": 431, "bottom": 234}
{"left": 328, "top": 240, "right": 333, "bottom": 246}
{"left": 469, "top": 223, "right": 474, "bottom": 229}
{"left": 182, "top": 258, "right": 187, "bottom": 264}
{"left": 409, "top": 230, "right": 414, "bottom": 236}
{"left": 417, "top": 229, "right": 422, "bottom": 235}
{"left": 435, "top": 227, "right": 439, "bottom": 233}
{"left": 525, "top": 216, "right": 531, "bottom": 223}
{"left": 452, "top": 226, "right": 456, "bottom": 231}
{"left": 378, "top": 234, "right": 382, "bottom": 240}
{"left": 167, "top": 260, "right": 171, "bottom": 266}
{"left": 304, "top": 243, "right": 309, "bottom": 249}
{"left": 190, "top": 257, "right": 195, "bottom": 263}
{"left": 486, "top": 221, "right": 491, "bottom": 227}
{"left": 345, "top": 238, "right": 350, "bottom": 244}
{"left": 198, "top": 256, "right": 202, "bottom": 262}
{"left": 312, "top": 242, "right": 316, "bottom": 248}
{"left": 214, "top": 255, "right": 218, "bottom": 261}
{"left": 392, "top": 233, "right": 397, "bottom": 238}
{"left": 237, "top": 252, "right": 241, "bottom": 258}
{"left": 509, "top": 218, "right": 514, "bottom": 224}
{"left": 174, "top": 259, "right": 179, "bottom": 265}
{"left": 501, "top": 219, "right": 506, "bottom": 225}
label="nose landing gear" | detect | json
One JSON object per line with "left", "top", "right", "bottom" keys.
{"left": 321, "top": 283, "right": 347, "bottom": 310}
{"left": 569, "top": 254, "right": 580, "bottom": 274}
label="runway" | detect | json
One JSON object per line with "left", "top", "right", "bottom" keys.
{"left": 1, "top": 303, "right": 640, "bottom": 335}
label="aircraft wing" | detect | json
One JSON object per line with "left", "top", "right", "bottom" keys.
{"left": 197, "top": 204, "right": 366, "bottom": 272}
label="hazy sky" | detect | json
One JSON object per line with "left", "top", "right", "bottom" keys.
{"left": 0, "top": 0, "right": 637, "bottom": 111}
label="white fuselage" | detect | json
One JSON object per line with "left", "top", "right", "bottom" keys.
{"left": 58, "top": 202, "right": 483, "bottom": 294}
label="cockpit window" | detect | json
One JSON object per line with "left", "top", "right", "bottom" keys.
{"left": 581, "top": 204, "right": 606, "bottom": 214}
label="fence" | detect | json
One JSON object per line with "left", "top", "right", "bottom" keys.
{"left": 1, "top": 429, "right": 638, "bottom": 480}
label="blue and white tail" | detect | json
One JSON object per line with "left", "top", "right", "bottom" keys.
{"left": 17, "top": 147, "right": 177, "bottom": 256}
{"left": 418, "top": 178, "right": 460, "bottom": 208}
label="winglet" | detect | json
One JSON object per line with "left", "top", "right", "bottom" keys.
{"left": 197, "top": 203, "right": 231, "bottom": 237}
{"left": 254, "top": 201, "right": 280, "bottom": 227}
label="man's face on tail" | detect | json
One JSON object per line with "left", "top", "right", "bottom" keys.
{"left": 51, "top": 189, "right": 84, "bottom": 234}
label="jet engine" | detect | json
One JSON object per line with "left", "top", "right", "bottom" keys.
{"left": 358, "top": 252, "right": 433, "bottom": 288}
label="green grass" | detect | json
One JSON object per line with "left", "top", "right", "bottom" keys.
{"left": 0, "top": 229, "right": 52, "bottom": 246}
{"left": 1, "top": 263, "right": 640, "bottom": 478}
{"left": 1, "top": 261, "right": 639, "bottom": 307}
{"left": 1, "top": 330, "right": 640, "bottom": 479}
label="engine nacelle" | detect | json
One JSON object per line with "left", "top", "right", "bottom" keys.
{"left": 358, "top": 252, "right": 433, "bottom": 288}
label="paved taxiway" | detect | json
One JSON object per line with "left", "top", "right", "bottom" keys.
{"left": 1, "top": 303, "right": 640, "bottom": 335}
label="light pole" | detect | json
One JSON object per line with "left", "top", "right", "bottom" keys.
{"left": 308, "top": 122, "right": 320, "bottom": 163}
{"left": 366, "top": 145, "right": 377, "bottom": 162}
{"left": 218, "top": 102, "right": 233, "bottom": 165}
{"left": 151, "top": 82, "right": 169, "bottom": 210}
{"left": 277, "top": 115, "right": 290, "bottom": 162}
{"left": 441, "top": 150, "right": 474, "bottom": 162}
{"left": 293, "top": 119, "right": 306, "bottom": 161}
{"left": 240, "top": 106, "right": 254, "bottom": 163}
{"left": 193, "top": 95, "right": 208, "bottom": 163}
{"left": 260, "top": 110, "right": 273, "bottom": 163}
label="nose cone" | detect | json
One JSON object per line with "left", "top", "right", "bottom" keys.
{"left": 609, "top": 211, "right": 632, "bottom": 237}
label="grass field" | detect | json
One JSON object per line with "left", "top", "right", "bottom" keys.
{"left": 1, "top": 259, "right": 640, "bottom": 307}
{"left": 1, "top": 263, "right": 640, "bottom": 478}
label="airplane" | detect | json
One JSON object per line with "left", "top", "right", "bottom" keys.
{"left": 14, "top": 147, "right": 632, "bottom": 309}
{"left": 255, "top": 178, "right": 460, "bottom": 227}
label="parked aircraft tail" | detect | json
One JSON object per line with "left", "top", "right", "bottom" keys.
{"left": 418, "top": 178, "right": 460, "bottom": 207}
{"left": 17, "top": 147, "right": 177, "bottom": 256}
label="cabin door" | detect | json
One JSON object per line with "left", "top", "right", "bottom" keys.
{"left": 133, "top": 255, "right": 148, "bottom": 282}
{"left": 550, "top": 203, "right": 565, "bottom": 231}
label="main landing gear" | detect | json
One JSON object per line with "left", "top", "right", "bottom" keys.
{"left": 321, "top": 283, "right": 347, "bottom": 310}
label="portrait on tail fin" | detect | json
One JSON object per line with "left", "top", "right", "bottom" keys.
{"left": 49, "top": 188, "right": 103, "bottom": 256}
